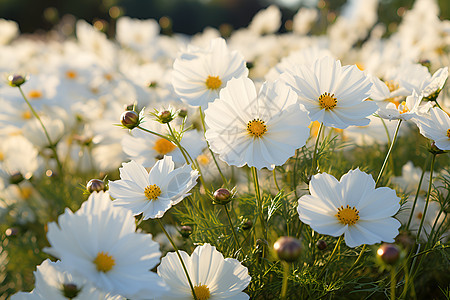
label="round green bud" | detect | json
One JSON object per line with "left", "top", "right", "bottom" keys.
{"left": 158, "top": 110, "right": 174, "bottom": 124}
{"left": 273, "top": 236, "right": 302, "bottom": 263}
{"left": 377, "top": 243, "right": 400, "bottom": 265}
{"left": 316, "top": 239, "right": 327, "bottom": 250}
{"left": 87, "top": 179, "right": 106, "bottom": 193}
{"left": 121, "top": 110, "right": 140, "bottom": 129}
{"left": 62, "top": 283, "right": 80, "bottom": 299}
{"left": 8, "top": 74, "right": 26, "bottom": 87}
{"left": 9, "top": 171, "right": 24, "bottom": 185}
{"left": 180, "top": 225, "right": 193, "bottom": 238}
{"left": 213, "top": 188, "right": 232, "bottom": 205}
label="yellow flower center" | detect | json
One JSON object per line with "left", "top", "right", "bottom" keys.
{"left": 0, "top": 151, "right": 4, "bottom": 161}
{"left": 93, "top": 251, "right": 115, "bottom": 272}
{"left": 205, "top": 75, "right": 222, "bottom": 90}
{"left": 145, "top": 184, "right": 161, "bottom": 200}
{"left": 21, "top": 110, "right": 32, "bottom": 120}
{"left": 247, "top": 119, "right": 267, "bottom": 138}
{"left": 197, "top": 154, "right": 210, "bottom": 165}
{"left": 447, "top": 129, "right": 450, "bottom": 139}
{"left": 28, "top": 90, "right": 42, "bottom": 99}
{"left": 385, "top": 80, "right": 399, "bottom": 93}
{"left": 398, "top": 101, "right": 409, "bottom": 114}
{"left": 318, "top": 92, "right": 337, "bottom": 110}
{"left": 336, "top": 205, "right": 360, "bottom": 225}
{"left": 193, "top": 284, "right": 210, "bottom": 300}
{"left": 153, "top": 138, "right": 176, "bottom": 155}
{"left": 66, "top": 70, "right": 77, "bottom": 79}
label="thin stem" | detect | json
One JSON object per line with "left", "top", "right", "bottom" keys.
{"left": 273, "top": 168, "right": 281, "bottom": 192}
{"left": 311, "top": 122, "right": 324, "bottom": 175}
{"left": 137, "top": 125, "right": 170, "bottom": 141}
{"left": 415, "top": 153, "right": 437, "bottom": 242}
{"left": 157, "top": 219, "right": 198, "bottom": 300}
{"left": 251, "top": 167, "right": 267, "bottom": 241}
{"left": 18, "top": 86, "right": 63, "bottom": 174}
{"left": 390, "top": 268, "right": 396, "bottom": 300}
{"left": 166, "top": 123, "right": 190, "bottom": 164}
{"left": 280, "top": 261, "right": 289, "bottom": 300}
{"left": 318, "top": 235, "right": 342, "bottom": 279}
{"left": 375, "top": 119, "right": 402, "bottom": 186}
{"left": 224, "top": 203, "right": 243, "bottom": 255}
{"left": 342, "top": 244, "right": 367, "bottom": 279}
{"left": 406, "top": 155, "right": 431, "bottom": 230}
{"left": 199, "top": 107, "right": 227, "bottom": 185}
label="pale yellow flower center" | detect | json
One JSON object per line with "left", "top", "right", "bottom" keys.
{"left": 336, "top": 205, "right": 360, "bottom": 225}
{"left": 28, "top": 90, "right": 42, "bottom": 99}
{"left": 193, "top": 284, "right": 210, "bottom": 300}
{"left": 197, "top": 154, "right": 210, "bottom": 165}
{"left": 205, "top": 76, "right": 222, "bottom": 90}
{"left": 385, "top": 80, "right": 399, "bottom": 93}
{"left": 398, "top": 101, "right": 409, "bottom": 114}
{"left": 21, "top": 110, "right": 32, "bottom": 120}
{"left": 247, "top": 119, "right": 267, "bottom": 138}
{"left": 153, "top": 138, "right": 176, "bottom": 155}
{"left": 145, "top": 184, "right": 161, "bottom": 200}
{"left": 93, "top": 251, "right": 115, "bottom": 272}
{"left": 0, "top": 151, "right": 4, "bottom": 161}
{"left": 318, "top": 92, "right": 337, "bottom": 110}
{"left": 66, "top": 70, "right": 77, "bottom": 79}
{"left": 447, "top": 129, "right": 450, "bottom": 139}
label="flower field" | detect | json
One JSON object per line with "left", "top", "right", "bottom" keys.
{"left": 1, "top": 0, "right": 450, "bottom": 299}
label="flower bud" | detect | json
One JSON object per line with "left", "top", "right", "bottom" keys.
{"left": 158, "top": 110, "right": 174, "bottom": 124}
{"left": 9, "top": 171, "right": 24, "bottom": 185}
{"left": 148, "top": 81, "right": 158, "bottom": 88}
{"left": 377, "top": 243, "right": 400, "bottom": 265}
{"left": 180, "top": 225, "right": 192, "bottom": 238}
{"left": 178, "top": 108, "right": 188, "bottom": 118}
{"left": 121, "top": 110, "right": 140, "bottom": 129}
{"left": 62, "top": 283, "right": 80, "bottom": 299}
{"left": 87, "top": 179, "right": 106, "bottom": 193}
{"left": 213, "top": 188, "right": 232, "bottom": 205}
{"left": 124, "top": 103, "right": 135, "bottom": 111}
{"left": 8, "top": 74, "right": 26, "bottom": 87}
{"left": 316, "top": 239, "right": 327, "bottom": 251}
{"left": 273, "top": 236, "right": 302, "bottom": 262}
{"left": 241, "top": 218, "right": 253, "bottom": 230}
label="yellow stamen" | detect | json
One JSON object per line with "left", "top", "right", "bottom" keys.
{"left": 205, "top": 76, "right": 222, "bottom": 90}
{"left": 144, "top": 184, "right": 161, "bottom": 200}
{"left": 197, "top": 154, "right": 210, "bottom": 165}
{"left": 398, "top": 101, "right": 409, "bottom": 114}
{"left": 318, "top": 92, "right": 337, "bottom": 110}
{"left": 336, "top": 205, "right": 360, "bottom": 225}
{"left": 66, "top": 70, "right": 77, "bottom": 79}
{"left": 21, "top": 111, "right": 32, "bottom": 120}
{"left": 93, "top": 251, "right": 115, "bottom": 272}
{"left": 446, "top": 129, "right": 450, "bottom": 139}
{"left": 247, "top": 119, "right": 267, "bottom": 138}
{"left": 153, "top": 138, "right": 176, "bottom": 155}
{"left": 385, "top": 80, "right": 399, "bottom": 93}
{"left": 193, "top": 284, "right": 210, "bottom": 300}
{"left": 28, "top": 90, "right": 42, "bottom": 99}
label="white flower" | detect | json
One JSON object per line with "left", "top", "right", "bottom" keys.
{"left": 204, "top": 77, "right": 310, "bottom": 170}
{"left": 248, "top": 5, "right": 281, "bottom": 35}
{"left": 44, "top": 192, "right": 168, "bottom": 299}
{"left": 377, "top": 90, "right": 431, "bottom": 121}
{"left": 109, "top": 156, "right": 199, "bottom": 220}
{"left": 413, "top": 107, "right": 450, "bottom": 150}
{"left": 116, "top": 17, "right": 160, "bottom": 52}
{"left": 172, "top": 37, "right": 248, "bottom": 110}
{"left": 280, "top": 56, "right": 377, "bottom": 129}
{"left": 157, "top": 243, "right": 251, "bottom": 299}
{"left": 297, "top": 169, "right": 401, "bottom": 248}
{"left": 11, "top": 259, "right": 124, "bottom": 300}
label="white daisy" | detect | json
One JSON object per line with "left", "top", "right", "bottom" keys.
{"left": 172, "top": 37, "right": 248, "bottom": 110}
{"left": 280, "top": 55, "right": 377, "bottom": 129}
{"left": 157, "top": 243, "right": 251, "bottom": 299}
{"left": 297, "top": 168, "right": 401, "bottom": 248}
{"left": 377, "top": 90, "right": 432, "bottom": 121}
{"left": 44, "top": 191, "right": 168, "bottom": 299}
{"left": 413, "top": 107, "right": 450, "bottom": 150}
{"left": 204, "top": 76, "right": 310, "bottom": 170}
{"left": 109, "top": 156, "right": 199, "bottom": 220}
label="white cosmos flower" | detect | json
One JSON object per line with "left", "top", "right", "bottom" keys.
{"left": 109, "top": 156, "right": 199, "bottom": 220}
{"left": 412, "top": 107, "right": 450, "bottom": 150}
{"left": 157, "top": 243, "right": 251, "bottom": 300}
{"left": 297, "top": 168, "right": 401, "bottom": 248}
{"left": 172, "top": 37, "right": 248, "bottom": 110}
{"left": 11, "top": 259, "right": 124, "bottom": 300}
{"left": 377, "top": 90, "right": 432, "bottom": 121}
{"left": 204, "top": 77, "right": 310, "bottom": 170}
{"left": 280, "top": 56, "right": 377, "bottom": 129}
{"left": 44, "top": 192, "right": 168, "bottom": 299}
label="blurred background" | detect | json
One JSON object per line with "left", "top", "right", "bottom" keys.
{"left": 1, "top": 0, "right": 449, "bottom": 36}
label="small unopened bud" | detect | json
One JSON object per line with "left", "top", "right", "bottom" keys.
{"left": 8, "top": 74, "right": 26, "bottom": 87}
{"left": 377, "top": 243, "right": 400, "bottom": 265}
{"left": 62, "top": 283, "right": 80, "bottom": 299}
{"left": 5, "top": 227, "right": 19, "bottom": 237}
{"left": 178, "top": 108, "right": 188, "bottom": 118}
{"left": 246, "top": 61, "right": 254, "bottom": 69}
{"left": 419, "top": 59, "right": 431, "bottom": 69}
{"left": 180, "top": 225, "right": 192, "bottom": 238}
{"left": 213, "top": 188, "right": 232, "bottom": 205}
{"left": 9, "top": 172, "right": 24, "bottom": 185}
{"left": 148, "top": 81, "right": 158, "bottom": 88}
{"left": 124, "top": 103, "right": 135, "bottom": 111}
{"left": 158, "top": 110, "right": 174, "bottom": 124}
{"left": 87, "top": 179, "right": 106, "bottom": 193}
{"left": 316, "top": 239, "right": 327, "bottom": 250}
{"left": 242, "top": 218, "right": 253, "bottom": 230}
{"left": 121, "top": 110, "right": 140, "bottom": 129}
{"left": 273, "top": 236, "right": 302, "bottom": 262}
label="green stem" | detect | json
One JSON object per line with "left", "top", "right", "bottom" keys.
{"left": 224, "top": 203, "right": 243, "bottom": 255}
{"left": 391, "top": 268, "right": 396, "bottom": 300}
{"left": 342, "top": 244, "right": 367, "bottom": 279}
{"left": 18, "top": 86, "right": 63, "bottom": 174}
{"left": 280, "top": 261, "right": 289, "bottom": 300}
{"left": 318, "top": 235, "right": 342, "bottom": 279}
{"left": 251, "top": 167, "right": 267, "bottom": 241}
{"left": 157, "top": 219, "right": 198, "bottom": 300}
{"left": 166, "top": 123, "right": 190, "bottom": 164}
{"left": 375, "top": 119, "right": 402, "bottom": 186}
{"left": 415, "top": 153, "right": 436, "bottom": 242}
{"left": 311, "top": 122, "right": 324, "bottom": 175}
{"left": 199, "top": 107, "right": 228, "bottom": 185}
{"left": 406, "top": 155, "right": 431, "bottom": 230}
{"left": 273, "top": 168, "right": 281, "bottom": 192}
